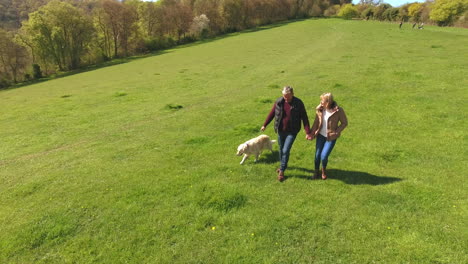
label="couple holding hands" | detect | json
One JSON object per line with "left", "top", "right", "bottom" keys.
{"left": 260, "top": 86, "right": 348, "bottom": 182}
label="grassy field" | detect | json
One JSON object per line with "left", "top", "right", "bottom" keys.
{"left": 1, "top": 18, "right": 467, "bottom": 263}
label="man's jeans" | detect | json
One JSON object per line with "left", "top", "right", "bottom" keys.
{"left": 315, "top": 134, "right": 337, "bottom": 170}
{"left": 278, "top": 132, "right": 297, "bottom": 172}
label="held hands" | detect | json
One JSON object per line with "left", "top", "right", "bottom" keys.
{"left": 260, "top": 126, "right": 316, "bottom": 140}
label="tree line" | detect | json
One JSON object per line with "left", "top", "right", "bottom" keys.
{"left": 342, "top": 0, "right": 468, "bottom": 27}
{"left": 0, "top": 0, "right": 466, "bottom": 89}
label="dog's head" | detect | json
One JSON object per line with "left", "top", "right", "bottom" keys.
{"left": 236, "top": 143, "right": 248, "bottom": 156}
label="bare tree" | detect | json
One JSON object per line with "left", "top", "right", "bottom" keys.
{"left": 160, "top": 0, "right": 193, "bottom": 42}
{"left": 0, "top": 29, "right": 29, "bottom": 83}
{"left": 120, "top": 2, "right": 138, "bottom": 56}
{"left": 100, "top": 0, "right": 123, "bottom": 58}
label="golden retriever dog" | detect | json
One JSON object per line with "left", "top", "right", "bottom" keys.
{"left": 236, "top": 135, "right": 276, "bottom": 164}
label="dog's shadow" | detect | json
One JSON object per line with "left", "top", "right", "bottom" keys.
{"left": 257, "top": 150, "right": 278, "bottom": 164}
{"left": 287, "top": 166, "right": 402, "bottom": 185}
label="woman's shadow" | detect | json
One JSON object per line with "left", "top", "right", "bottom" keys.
{"left": 287, "top": 166, "right": 402, "bottom": 185}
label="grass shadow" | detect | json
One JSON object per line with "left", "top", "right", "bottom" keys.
{"left": 328, "top": 169, "right": 402, "bottom": 185}
{"left": 283, "top": 174, "right": 309, "bottom": 181}
{"left": 171, "top": 18, "right": 309, "bottom": 50}
{"left": 2, "top": 18, "right": 311, "bottom": 93}
{"left": 288, "top": 167, "right": 402, "bottom": 185}
{"left": 1, "top": 50, "right": 171, "bottom": 92}
{"left": 257, "top": 150, "right": 278, "bottom": 164}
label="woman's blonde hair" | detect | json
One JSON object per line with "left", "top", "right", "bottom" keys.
{"left": 320, "top": 92, "right": 337, "bottom": 109}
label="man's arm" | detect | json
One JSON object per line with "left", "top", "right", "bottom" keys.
{"left": 300, "top": 101, "right": 312, "bottom": 137}
{"left": 261, "top": 103, "right": 276, "bottom": 131}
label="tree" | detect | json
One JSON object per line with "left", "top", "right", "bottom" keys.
{"left": 430, "top": 0, "right": 468, "bottom": 26}
{"left": 399, "top": 3, "right": 413, "bottom": 22}
{"left": 94, "top": 5, "right": 113, "bottom": 59}
{"left": 193, "top": 0, "right": 225, "bottom": 35}
{"left": 159, "top": 0, "right": 193, "bottom": 42}
{"left": 324, "top": 4, "right": 341, "bottom": 17}
{"left": 361, "top": 7, "right": 374, "bottom": 19}
{"left": 338, "top": 4, "right": 359, "bottom": 20}
{"left": 288, "top": 0, "right": 307, "bottom": 19}
{"left": 382, "top": 7, "right": 399, "bottom": 21}
{"left": 22, "top": 0, "right": 94, "bottom": 70}
{"left": 358, "top": 0, "right": 382, "bottom": 5}
{"left": 221, "top": 0, "right": 246, "bottom": 32}
{"left": 0, "top": 29, "right": 29, "bottom": 83}
{"left": 94, "top": 0, "right": 139, "bottom": 58}
{"left": 408, "top": 2, "right": 423, "bottom": 22}
{"left": 98, "top": 0, "right": 124, "bottom": 58}
{"left": 189, "top": 14, "right": 210, "bottom": 38}
{"left": 138, "top": 0, "right": 163, "bottom": 38}
{"left": 373, "top": 3, "right": 391, "bottom": 20}
{"left": 455, "top": 10, "right": 468, "bottom": 27}
{"left": 120, "top": 2, "right": 138, "bottom": 56}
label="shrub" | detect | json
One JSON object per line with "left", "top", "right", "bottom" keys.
{"left": 144, "top": 37, "right": 177, "bottom": 52}
{"left": 101, "top": 54, "right": 111, "bottom": 62}
{"left": 362, "top": 7, "right": 374, "bottom": 20}
{"left": 430, "top": 0, "right": 468, "bottom": 26}
{"left": 114, "top": 91, "right": 127, "bottom": 97}
{"left": 408, "top": 3, "right": 424, "bottom": 22}
{"left": 190, "top": 14, "right": 210, "bottom": 39}
{"left": 324, "top": 5, "right": 341, "bottom": 17}
{"left": 32, "top": 64, "right": 42, "bottom": 79}
{"left": 165, "top": 104, "right": 183, "bottom": 110}
{"left": 0, "top": 78, "right": 11, "bottom": 89}
{"left": 383, "top": 8, "right": 400, "bottom": 21}
{"left": 178, "top": 35, "right": 197, "bottom": 45}
{"left": 338, "top": 4, "right": 359, "bottom": 20}
{"left": 454, "top": 10, "right": 468, "bottom": 27}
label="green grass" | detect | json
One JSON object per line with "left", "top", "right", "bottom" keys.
{"left": 1, "top": 19, "right": 467, "bottom": 263}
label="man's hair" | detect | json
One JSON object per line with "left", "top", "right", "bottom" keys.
{"left": 282, "top": 86, "right": 294, "bottom": 94}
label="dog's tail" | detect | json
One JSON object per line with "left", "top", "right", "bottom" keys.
{"left": 271, "top": 140, "right": 277, "bottom": 144}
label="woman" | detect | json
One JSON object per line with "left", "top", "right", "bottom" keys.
{"left": 310, "top": 93, "right": 348, "bottom": 180}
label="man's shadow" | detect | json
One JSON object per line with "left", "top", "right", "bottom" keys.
{"left": 257, "top": 150, "right": 279, "bottom": 164}
{"left": 287, "top": 166, "right": 402, "bottom": 185}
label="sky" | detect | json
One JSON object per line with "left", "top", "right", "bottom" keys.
{"left": 351, "top": 0, "right": 420, "bottom": 7}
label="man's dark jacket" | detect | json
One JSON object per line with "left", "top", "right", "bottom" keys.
{"left": 273, "top": 97, "right": 310, "bottom": 134}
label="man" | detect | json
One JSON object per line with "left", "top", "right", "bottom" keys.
{"left": 261, "top": 86, "right": 313, "bottom": 182}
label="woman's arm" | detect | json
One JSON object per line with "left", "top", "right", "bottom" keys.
{"left": 336, "top": 108, "right": 348, "bottom": 134}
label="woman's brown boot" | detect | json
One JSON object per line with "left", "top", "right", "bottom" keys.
{"left": 321, "top": 168, "right": 327, "bottom": 180}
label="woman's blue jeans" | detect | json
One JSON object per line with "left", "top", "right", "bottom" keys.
{"left": 278, "top": 132, "right": 297, "bottom": 172}
{"left": 315, "top": 134, "right": 336, "bottom": 170}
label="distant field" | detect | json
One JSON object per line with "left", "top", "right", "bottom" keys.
{"left": 1, "top": 19, "right": 467, "bottom": 263}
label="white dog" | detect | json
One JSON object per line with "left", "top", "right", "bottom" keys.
{"left": 236, "top": 135, "right": 276, "bottom": 164}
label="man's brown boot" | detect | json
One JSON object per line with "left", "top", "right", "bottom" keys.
{"left": 312, "top": 169, "right": 320, "bottom": 180}
{"left": 278, "top": 170, "right": 285, "bottom": 182}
